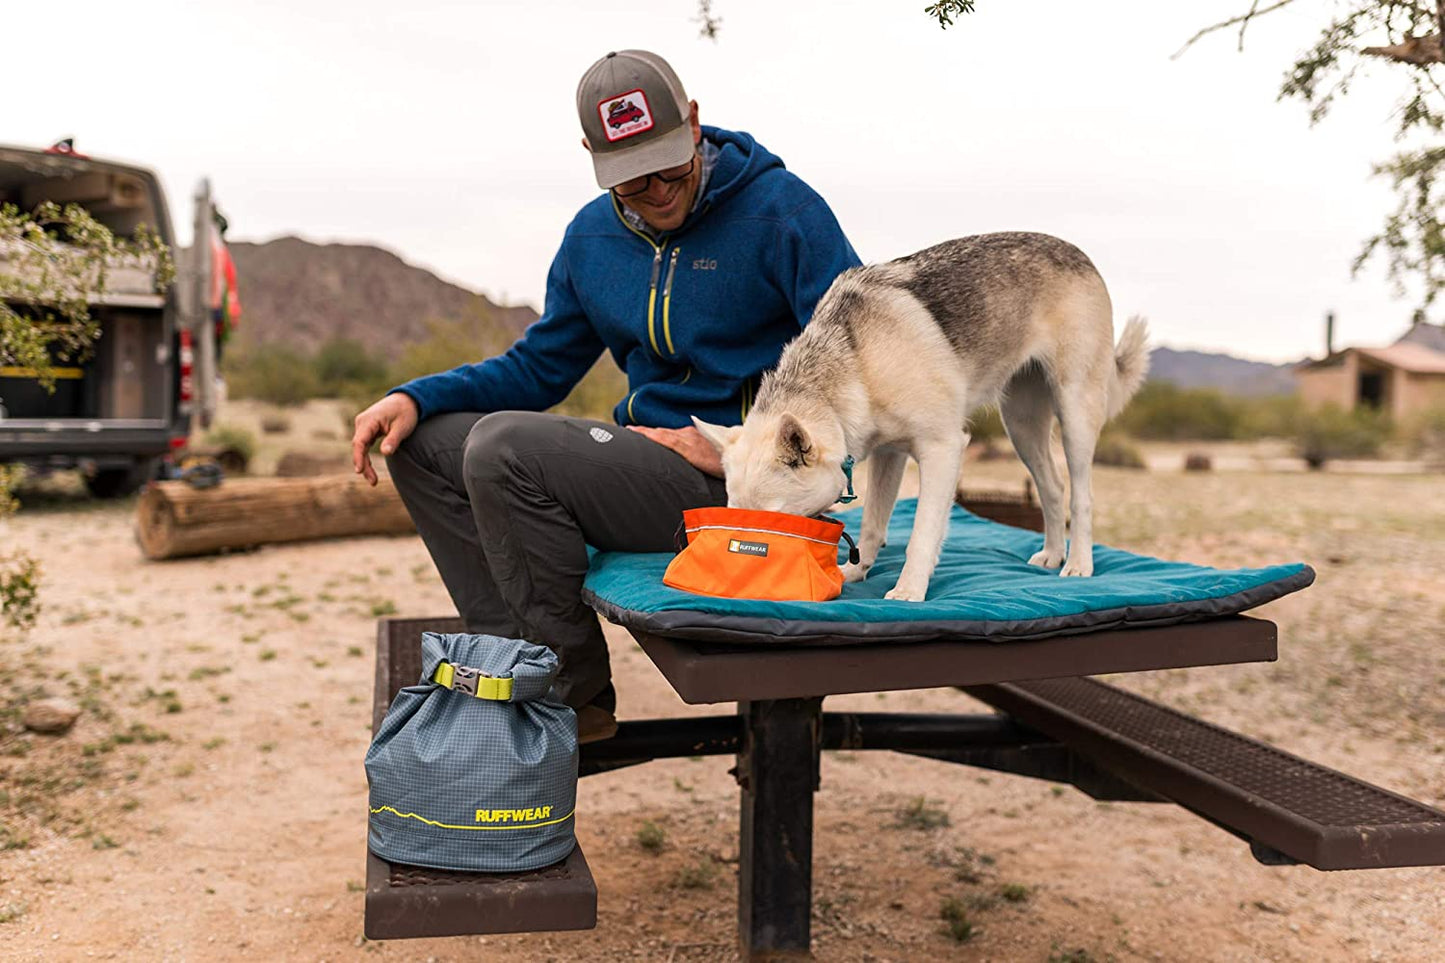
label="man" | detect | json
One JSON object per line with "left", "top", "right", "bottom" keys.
{"left": 351, "top": 50, "right": 859, "bottom": 742}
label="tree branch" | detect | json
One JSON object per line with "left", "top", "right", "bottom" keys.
{"left": 1239, "top": 0, "right": 1263, "bottom": 52}
{"left": 1173, "top": 0, "right": 1299, "bottom": 59}
{"left": 1362, "top": 33, "right": 1444, "bottom": 64}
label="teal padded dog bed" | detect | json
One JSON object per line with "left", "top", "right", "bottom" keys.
{"left": 582, "top": 498, "right": 1314, "bottom": 645}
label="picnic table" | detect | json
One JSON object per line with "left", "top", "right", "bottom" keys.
{"left": 363, "top": 497, "right": 1445, "bottom": 959}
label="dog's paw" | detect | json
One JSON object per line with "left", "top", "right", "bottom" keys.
{"left": 884, "top": 580, "right": 928, "bottom": 602}
{"left": 1059, "top": 555, "right": 1094, "bottom": 577}
{"left": 1028, "top": 548, "right": 1066, "bottom": 569}
{"left": 840, "top": 561, "right": 870, "bottom": 584}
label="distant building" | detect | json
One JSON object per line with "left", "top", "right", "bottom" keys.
{"left": 1296, "top": 320, "right": 1445, "bottom": 419}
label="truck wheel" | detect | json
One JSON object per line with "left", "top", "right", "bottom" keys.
{"left": 84, "top": 458, "right": 160, "bottom": 499}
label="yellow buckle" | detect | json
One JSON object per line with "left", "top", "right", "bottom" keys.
{"left": 433, "top": 662, "right": 513, "bottom": 701}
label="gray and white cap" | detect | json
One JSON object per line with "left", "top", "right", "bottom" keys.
{"left": 577, "top": 50, "right": 694, "bottom": 190}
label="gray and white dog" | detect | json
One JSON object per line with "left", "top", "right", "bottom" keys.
{"left": 694, "top": 232, "right": 1150, "bottom": 601}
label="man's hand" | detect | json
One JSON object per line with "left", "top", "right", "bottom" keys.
{"left": 351, "top": 393, "right": 420, "bottom": 485}
{"left": 627, "top": 425, "right": 724, "bottom": 478}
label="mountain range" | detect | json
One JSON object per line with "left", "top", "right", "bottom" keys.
{"left": 228, "top": 236, "right": 1300, "bottom": 395}
{"left": 228, "top": 237, "right": 536, "bottom": 355}
{"left": 1146, "top": 346, "right": 1298, "bottom": 396}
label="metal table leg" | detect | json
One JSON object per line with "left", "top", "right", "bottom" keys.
{"left": 736, "top": 697, "right": 822, "bottom": 959}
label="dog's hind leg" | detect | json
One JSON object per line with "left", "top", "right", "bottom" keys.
{"left": 842, "top": 445, "right": 908, "bottom": 583}
{"left": 885, "top": 436, "right": 964, "bottom": 601}
{"left": 1000, "top": 368, "right": 1068, "bottom": 569}
{"left": 1053, "top": 375, "right": 1109, "bottom": 577}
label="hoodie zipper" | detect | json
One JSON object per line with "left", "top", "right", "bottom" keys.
{"left": 661, "top": 247, "right": 681, "bottom": 356}
{"left": 610, "top": 193, "right": 701, "bottom": 420}
{"left": 645, "top": 247, "right": 665, "bottom": 356}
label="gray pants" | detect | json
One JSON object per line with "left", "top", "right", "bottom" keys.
{"left": 386, "top": 411, "right": 727, "bottom": 711}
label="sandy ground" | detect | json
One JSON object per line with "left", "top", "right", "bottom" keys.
{"left": 1, "top": 404, "right": 1442, "bottom": 962}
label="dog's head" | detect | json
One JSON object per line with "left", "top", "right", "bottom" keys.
{"left": 693, "top": 412, "right": 847, "bottom": 517}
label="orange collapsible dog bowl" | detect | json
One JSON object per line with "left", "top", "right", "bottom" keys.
{"left": 663, "top": 507, "right": 859, "bottom": 602}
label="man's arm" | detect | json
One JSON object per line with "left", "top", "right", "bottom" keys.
{"left": 775, "top": 193, "right": 863, "bottom": 328}
{"left": 390, "top": 244, "right": 605, "bottom": 419}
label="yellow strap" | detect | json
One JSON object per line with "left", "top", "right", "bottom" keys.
{"left": 1, "top": 366, "right": 84, "bottom": 379}
{"left": 432, "top": 662, "right": 514, "bottom": 701}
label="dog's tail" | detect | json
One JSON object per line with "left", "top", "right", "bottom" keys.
{"left": 1107, "top": 315, "right": 1151, "bottom": 419}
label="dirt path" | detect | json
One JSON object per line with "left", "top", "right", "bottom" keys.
{"left": 1, "top": 458, "right": 1442, "bottom": 962}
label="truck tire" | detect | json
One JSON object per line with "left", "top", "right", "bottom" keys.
{"left": 84, "top": 457, "right": 160, "bottom": 499}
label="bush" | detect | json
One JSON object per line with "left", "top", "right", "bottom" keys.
{"left": 1400, "top": 404, "right": 1445, "bottom": 462}
{"left": 939, "top": 898, "right": 975, "bottom": 943}
{"left": 1115, "top": 382, "right": 1243, "bottom": 441}
{"left": 551, "top": 357, "right": 628, "bottom": 421}
{"left": 1236, "top": 393, "right": 1306, "bottom": 439}
{"left": 1294, "top": 403, "right": 1390, "bottom": 469}
{"left": 635, "top": 820, "right": 665, "bottom": 853}
{"left": 224, "top": 343, "right": 320, "bottom": 407}
{"left": 1094, "top": 432, "right": 1146, "bottom": 469}
{"left": 388, "top": 313, "right": 516, "bottom": 389}
{"left": 203, "top": 424, "right": 257, "bottom": 464}
{"left": 314, "top": 337, "right": 389, "bottom": 398}
{"left": 0, "top": 553, "right": 39, "bottom": 632}
{"left": 968, "top": 406, "right": 1005, "bottom": 444}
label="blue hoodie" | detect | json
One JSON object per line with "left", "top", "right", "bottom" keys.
{"left": 392, "top": 127, "right": 860, "bottom": 428}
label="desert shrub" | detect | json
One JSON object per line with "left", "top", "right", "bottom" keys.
{"left": 1399, "top": 404, "right": 1445, "bottom": 462}
{"left": 260, "top": 414, "right": 291, "bottom": 434}
{"left": 894, "top": 796, "right": 950, "bottom": 830}
{"left": 1183, "top": 451, "right": 1213, "bottom": 471}
{"left": 224, "top": 342, "right": 320, "bottom": 406}
{"left": 1094, "top": 432, "right": 1146, "bottom": 469}
{"left": 635, "top": 820, "right": 665, "bottom": 853}
{"left": 1117, "top": 382, "right": 1312, "bottom": 441}
{"left": 314, "top": 337, "right": 389, "bottom": 398}
{"left": 203, "top": 424, "right": 257, "bottom": 464}
{"left": 939, "top": 897, "right": 975, "bottom": 942}
{"left": 1294, "top": 403, "right": 1390, "bottom": 468}
{"left": 551, "top": 357, "right": 628, "bottom": 421}
{"left": 1235, "top": 393, "right": 1306, "bottom": 439}
{"left": 0, "top": 552, "right": 39, "bottom": 632}
{"left": 388, "top": 314, "right": 516, "bottom": 389}
{"left": 1115, "top": 382, "right": 1243, "bottom": 440}
{"left": 968, "top": 406, "right": 1005, "bottom": 443}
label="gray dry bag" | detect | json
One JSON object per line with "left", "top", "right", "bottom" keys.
{"left": 365, "top": 632, "right": 578, "bottom": 872}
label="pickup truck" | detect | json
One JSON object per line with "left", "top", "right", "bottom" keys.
{"left": 0, "top": 142, "right": 223, "bottom": 497}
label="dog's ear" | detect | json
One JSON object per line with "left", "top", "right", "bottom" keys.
{"left": 691, "top": 416, "right": 741, "bottom": 453}
{"left": 776, "top": 414, "right": 815, "bottom": 469}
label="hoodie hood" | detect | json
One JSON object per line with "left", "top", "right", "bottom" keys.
{"left": 693, "top": 126, "right": 783, "bottom": 212}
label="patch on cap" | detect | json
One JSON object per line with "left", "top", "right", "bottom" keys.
{"left": 598, "top": 89, "right": 655, "bottom": 142}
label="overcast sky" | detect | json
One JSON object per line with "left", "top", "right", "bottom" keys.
{"left": 5, "top": 1, "right": 1432, "bottom": 362}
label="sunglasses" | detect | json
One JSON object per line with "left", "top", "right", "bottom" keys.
{"left": 612, "top": 155, "right": 696, "bottom": 198}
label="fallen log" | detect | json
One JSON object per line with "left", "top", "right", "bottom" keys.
{"left": 136, "top": 475, "right": 416, "bottom": 560}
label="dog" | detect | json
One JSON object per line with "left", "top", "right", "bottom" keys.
{"left": 693, "top": 232, "right": 1150, "bottom": 601}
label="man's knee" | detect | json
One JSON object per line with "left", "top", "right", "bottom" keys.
{"left": 462, "top": 410, "right": 553, "bottom": 490}
{"left": 384, "top": 411, "right": 479, "bottom": 490}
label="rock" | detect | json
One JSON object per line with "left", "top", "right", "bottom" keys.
{"left": 274, "top": 450, "right": 352, "bottom": 478}
{"left": 1184, "top": 452, "right": 1213, "bottom": 472}
{"left": 23, "top": 698, "right": 81, "bottom": 734}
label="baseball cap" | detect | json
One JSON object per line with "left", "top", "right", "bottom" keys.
{"left": 577, "top": 50, "right": 695, "bottom": 190}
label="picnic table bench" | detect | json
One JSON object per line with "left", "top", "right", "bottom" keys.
{"left": 363, "top": 496, "right": 1445, "bottom": 958}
